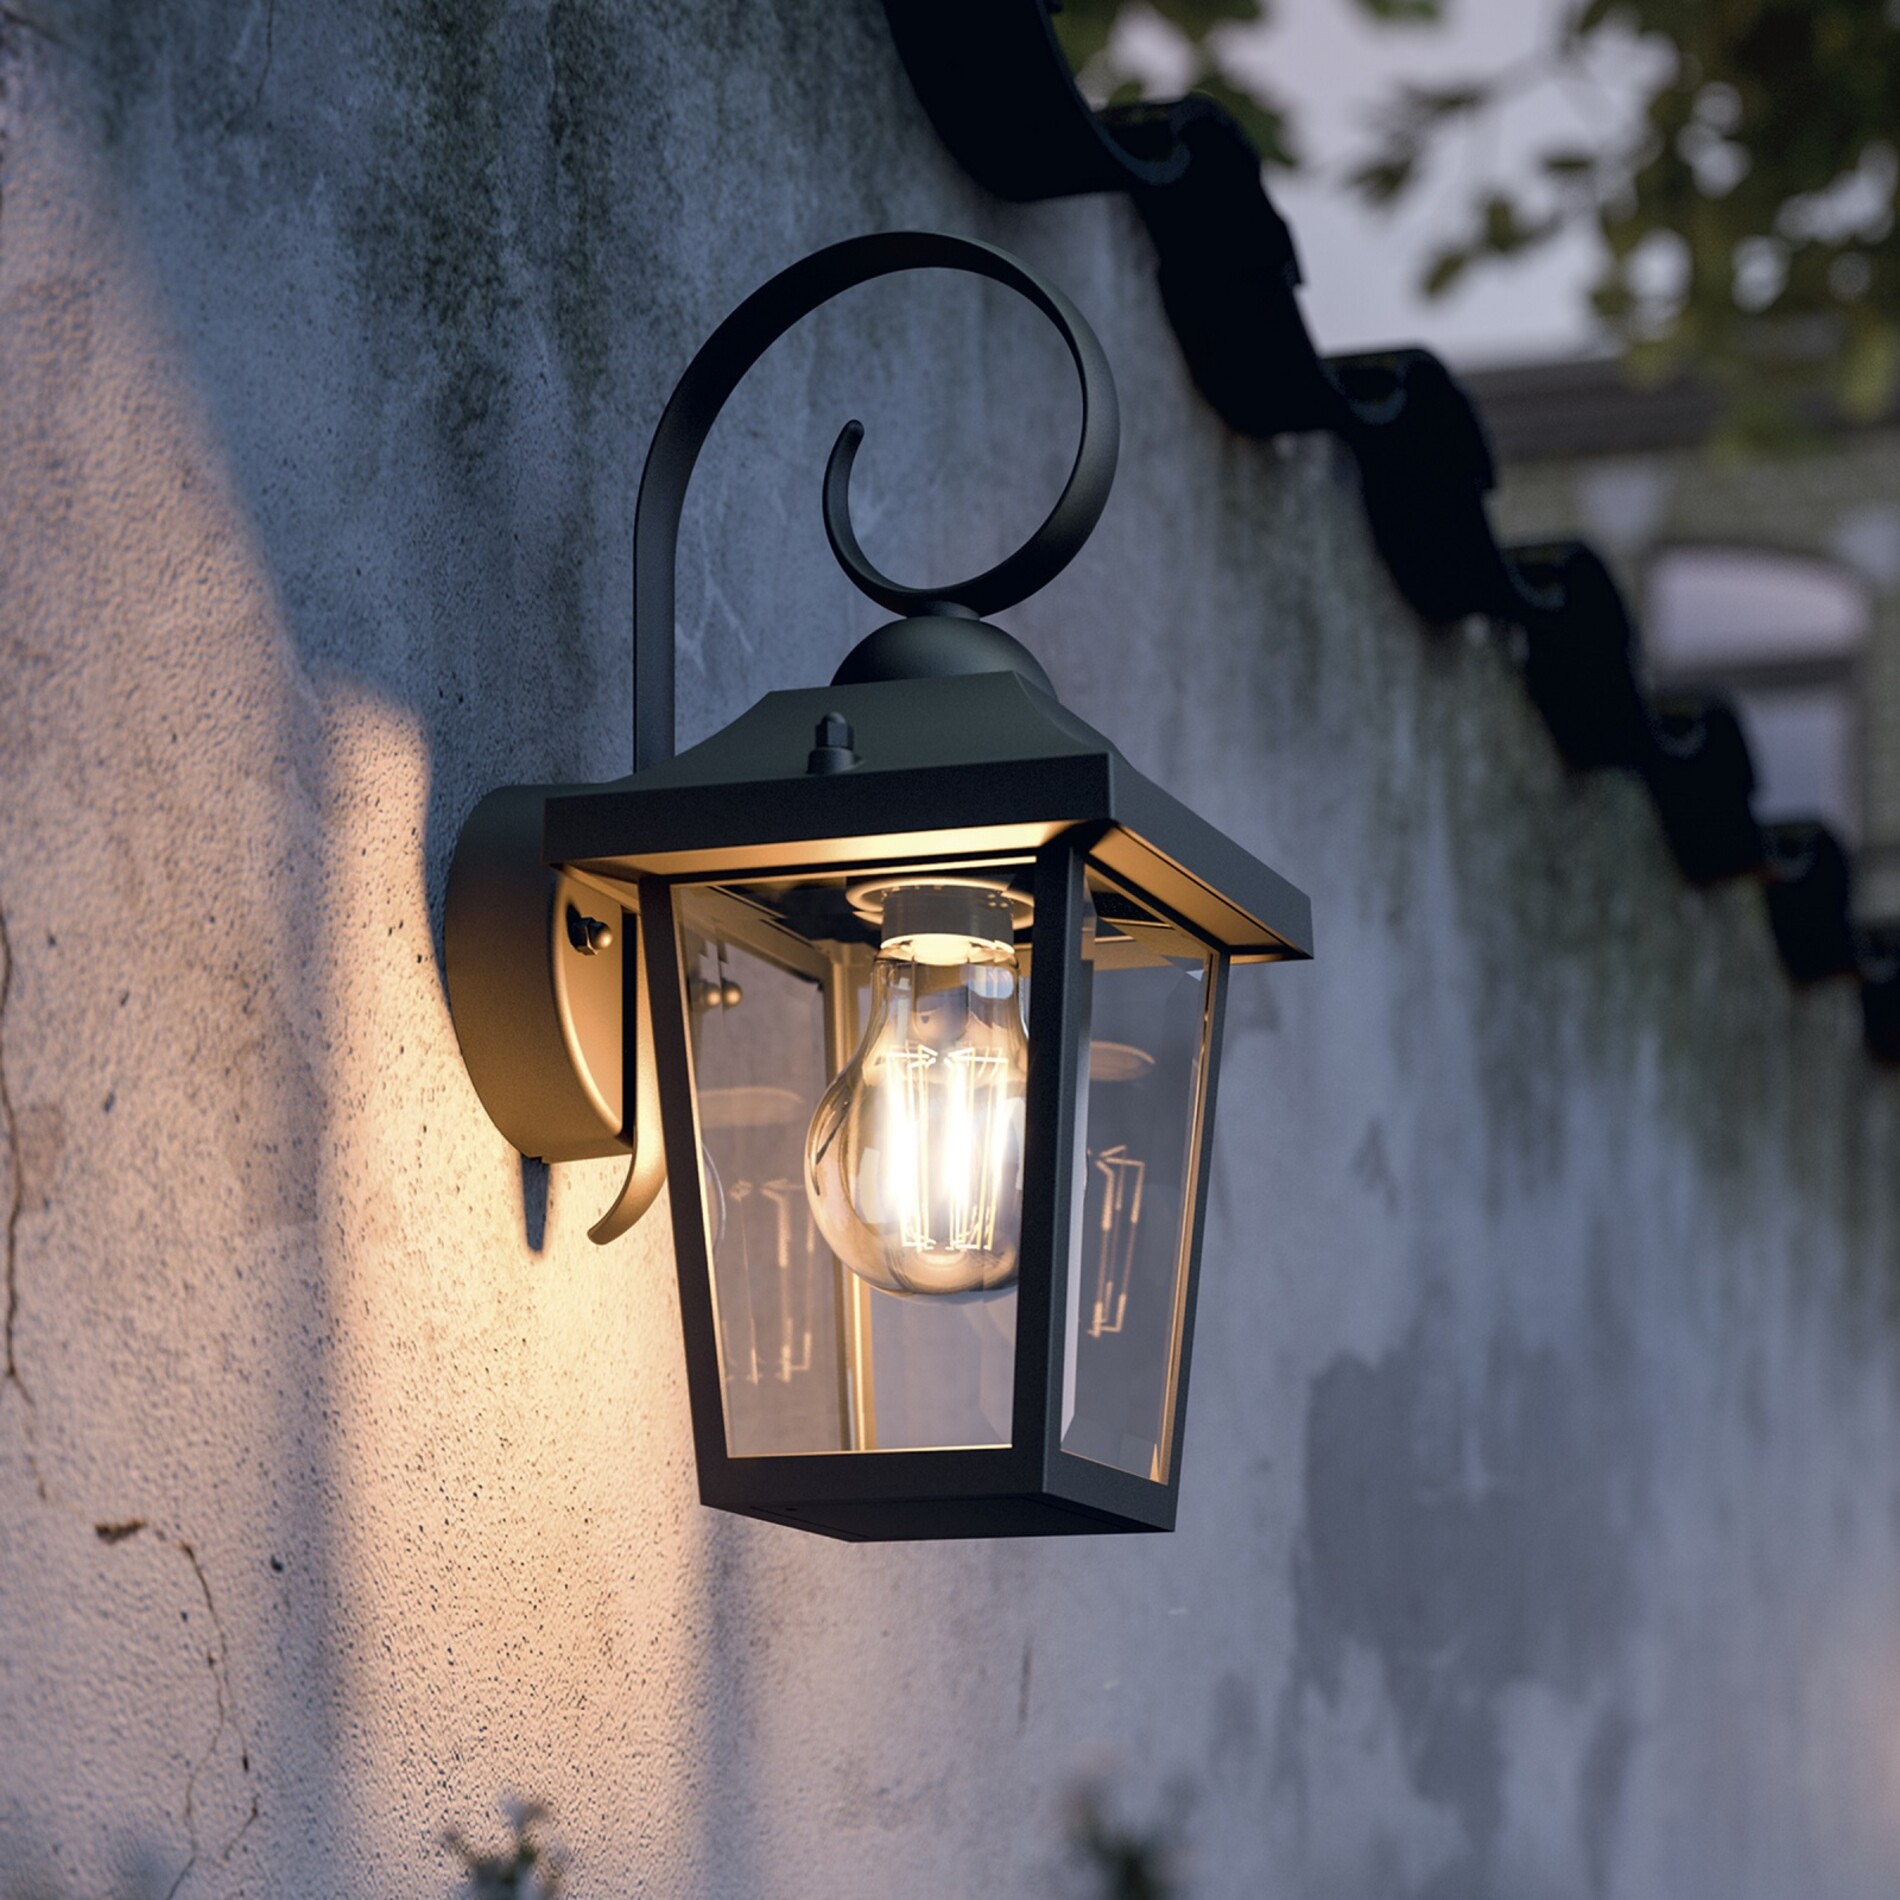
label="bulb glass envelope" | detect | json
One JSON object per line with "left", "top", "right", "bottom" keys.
{"left": 543, "top": 666, "right": 1311, "bottom": 1541}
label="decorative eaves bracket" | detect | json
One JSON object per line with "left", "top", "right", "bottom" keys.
{"left": 881, "top": 0, "right": 1900, "bottom": 1058}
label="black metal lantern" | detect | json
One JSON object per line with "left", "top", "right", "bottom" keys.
{"left": 445, "top": 234, "right": 1311, "bottom": 1541}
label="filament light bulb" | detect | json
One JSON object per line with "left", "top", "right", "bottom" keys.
{"left": 805, "top": 884, "right": 1028, "bottom": 1297}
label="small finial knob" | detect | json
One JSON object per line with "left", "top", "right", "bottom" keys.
{"left": 807, "top": 711, "right": 860, "bottom": 775}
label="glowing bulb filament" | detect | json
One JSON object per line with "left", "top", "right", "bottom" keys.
{"left": 806, "top": 885, "right": 1029, "bottom": 1298}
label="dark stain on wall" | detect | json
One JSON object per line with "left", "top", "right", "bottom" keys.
{"left": 362, "top": 0, "right": 513, "bottom": 452}
{"left": 1290, "top": 1278, "right": 1647, "bottom": 1894}
{"left": 544, "top": 0, "right": 619, "bottom": 404}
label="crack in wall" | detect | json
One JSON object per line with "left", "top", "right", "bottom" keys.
{"left": 164, "top": 1535, "right": 260, "bottom": 1897}
{"left": 0, "top": 904, "right": 47, "bottom": 1500}
{"left": 0, "top": 77, "right": 254, "bottom": 1795}
{"left": 2, "top": 908, "right": 26, "bottom": 1403}
{"left": 0, "top": 0, "right": 19, "bottom": 1444}
{"left": 0, "top": 905, "right": 259, "bottom": 1878}
{"left": 0, "top": 905, "right": 258, "bottom": 1881}
{"left": 0, "top": 897, "right": 261, "bottom": 1881}
{"left": 0, "top": 8, "right": 8, "bottom": 265}
{"left": 85, "top": 1523, "right": 260, "bottom": 1898}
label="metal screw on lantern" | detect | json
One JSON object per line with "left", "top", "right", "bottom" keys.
{"left": 807, "top": 713, "right": 860, "bottom": 776}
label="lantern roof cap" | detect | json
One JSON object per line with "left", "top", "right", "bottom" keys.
{"left": 544, "top": 669, "right": 1312, "bottom": 962}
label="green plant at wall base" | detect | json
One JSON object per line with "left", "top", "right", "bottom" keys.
{"left": 1053, "top": 0, "right": 1900, "bottom": 438}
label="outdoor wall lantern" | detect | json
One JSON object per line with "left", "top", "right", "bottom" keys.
{"left": 445, "top": 233, "right": 1311, "bottom": 1541}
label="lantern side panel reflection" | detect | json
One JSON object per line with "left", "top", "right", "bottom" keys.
{"left": 1059, "top": 872, "right": 1217, "bottom": 1482}
{"left": 677, "top": 872, "right": 1027, "bottom": 1459}
{"left": 680, "top": 910, "right": 849, "bottom": 1457}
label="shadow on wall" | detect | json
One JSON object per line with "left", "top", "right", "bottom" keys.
{"left": 1283, "top": 1279, "right": 1647, "bottom": 1899}
{"left": 445, "top": 1800, "right": 564, "bottom": 1899}
{"left": 1066, "top": 1782, "right": 1187, "bottom": 1900}
{"left": 0, "top": 7, "right": 853, "bottom": 1884}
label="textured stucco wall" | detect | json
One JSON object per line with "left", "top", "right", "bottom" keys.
{"left": 4, "top": 6, "right": 1900, "bottom": 1897}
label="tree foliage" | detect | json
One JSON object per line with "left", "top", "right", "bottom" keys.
{"left": 1052, "top": 0, "right": 1900, "bottom": 433}
{"left": 1056, "top": 0, "right": 1304, "bottom": 163}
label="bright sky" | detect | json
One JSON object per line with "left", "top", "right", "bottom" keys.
{"left": 1107, "top": 0, "right": 1664, "bottom": 368}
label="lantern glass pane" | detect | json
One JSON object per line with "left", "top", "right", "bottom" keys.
{"left": 1059, "top": 868, "right": 1218, "bottom": 1483}
{"left": 674, "top": 862, "right": 1035, "bottom": 1459}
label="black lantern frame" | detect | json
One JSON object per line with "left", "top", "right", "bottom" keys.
{"left": 444, "top": 232, "right": 1312, "bottom": 1541}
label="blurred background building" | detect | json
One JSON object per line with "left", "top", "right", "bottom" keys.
{"left": 1470, "top": 362, "right": 1900, "bottom": 918}
{"left": 1074, "top": 0, "right": 1900, "bottom": 918}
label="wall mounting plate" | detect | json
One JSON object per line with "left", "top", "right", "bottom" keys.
{"left": 444, "top": 784, "right": 630, "bottom": 1164}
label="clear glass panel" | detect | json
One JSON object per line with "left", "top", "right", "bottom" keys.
{"left": 1060, "top": 868, "right": 1218, "bottom": 1483}
{"left": 675, "top": 862, "right": 1035, "bottom": 1458}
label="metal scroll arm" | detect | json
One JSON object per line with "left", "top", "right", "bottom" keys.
{"left": 628, "top": 228, "right": 1120, "bottom": 770}
{"left": 585, "top": 907, "right": 667, "bottom": 1244}
{"left": 588, "top": 231, "right": 1120, "bottom": 1243}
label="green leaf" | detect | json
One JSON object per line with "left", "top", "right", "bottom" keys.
{"left": 1474, "top": 193, "right": 1560, "bottom": 255}
{"left": 1480, "top": 194, "right": 1523, "bottom": 250}
{"left": 1402, "top": 81, "right": 1487, "bottom": 119}
{"left": 1350, "top": 154, "right": 1418, "bottom": 204}
{"left": 1067, "top": 0, "right": 1900, "bottom": 436}
{"left": 1164, "top": 0, "right": 1267, "bottom": 34}
{"left": 1047, "top": 0, "right": 1118, "bottom": 73}
{"left": 1424, "top": 246, "right": 1472, "bottom": 297}
{"left": 1838, "top": 320, "right": 1900, "bottom": 420}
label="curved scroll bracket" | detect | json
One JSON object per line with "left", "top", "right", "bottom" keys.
{"left": 632, "top": 229, "right": 1119, "bottom": 768}
{"left": 450, "top": 232, "right": 1121, "bottom": 1247}
{"left": 444, "top": 785, "right": 668, "bottom": 1239}
{"left": 586, "top": 909, "right": 667, "bottom": 1243}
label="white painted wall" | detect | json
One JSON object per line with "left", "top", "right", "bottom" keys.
{"left": 2, "top": 6, "right": 1898, "bottom": 1897}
